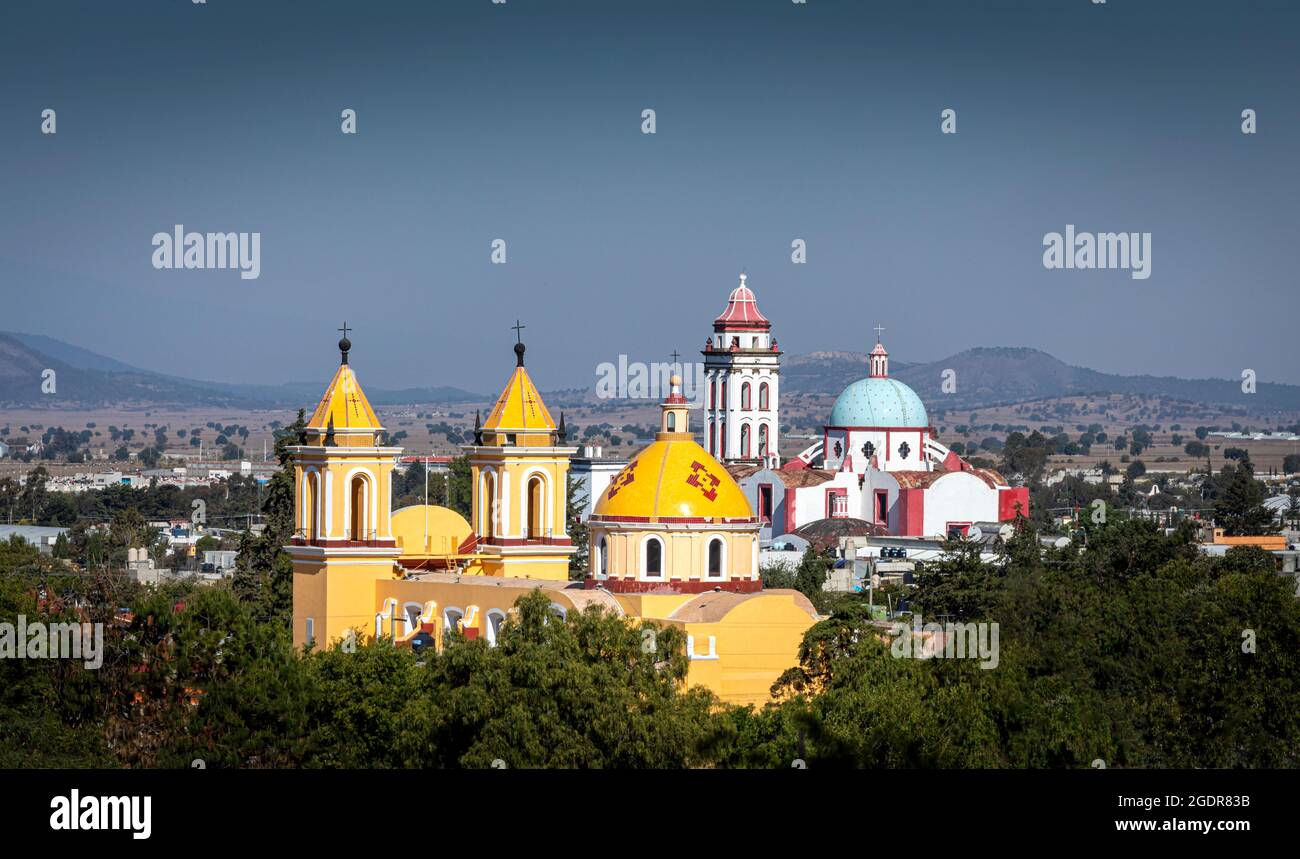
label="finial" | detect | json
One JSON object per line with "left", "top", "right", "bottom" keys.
{"left": 739, "top": 271, "right": 747, "bottom": 287}
{"left": 338, "top": 321, "right": 352, "bottom": 364}
{"left": 873, "top": 323, "right": 886, "bottom": 344}
{"left": 512, "top": 320, "right": 526, "bottom": 366}
{"left": 557, "top": 412, "right": 567, "bottom": 443}
{"left": 473, "top": 409, "right": 483, "bottom": 445}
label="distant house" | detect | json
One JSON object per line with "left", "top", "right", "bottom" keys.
{"left": 0, "top": 441, "right": 8, "bottom": 458}
{"left": 0, "top": 524, "right": 69, "bottom": 554}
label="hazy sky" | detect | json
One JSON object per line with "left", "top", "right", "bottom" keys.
{"left": 1, "top": 0, "right": 1297, "bottom": 394}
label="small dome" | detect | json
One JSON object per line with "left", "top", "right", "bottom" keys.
{"left": 829, "top": 377, "right": 928, "bottom": 428}
{"left": 392, "top": 505, "right": 472, "bottom": 557}
{"left": 593, "top": 438, "right": 754, "bottom": 521}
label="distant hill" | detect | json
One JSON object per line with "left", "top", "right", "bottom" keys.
{"left": 784, "top": 346, "right": 1300, "bottom": 413}
{"left": 0, "top": 332, "right": 480, "bottom": 408}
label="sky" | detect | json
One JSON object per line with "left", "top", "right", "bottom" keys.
{"left": 0, "top": 0, "right": 1297, "bottom": 394}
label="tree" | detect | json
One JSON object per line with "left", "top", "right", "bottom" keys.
{"left": 1213, "top": 464, "right": 1275, "bottom": 536}
{"left": 1283, "top": 453, "right": 1300, "bottom": 475}
{"left": 566, "top": 474, "right": 588, "bottom": 580}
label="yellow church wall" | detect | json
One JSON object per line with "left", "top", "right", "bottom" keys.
{"left": 592, "top": 526, "right": 756, "bottom": 583}
{"left": 292, "top": 453, "right": 398, "bottom": 542}
{"left": 292, "top": 558, "right": 400, "bottom": 648}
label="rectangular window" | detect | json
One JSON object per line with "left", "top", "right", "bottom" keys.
{"left": 827, "top": 489, "right": 848, "bottom": 518}
{"left": 304, "top": 617, "right": 315, "bottom": 646}
{"left": 759, "top": 485, "right": 773, "bottom": 523}
{"left": 876, "top": 490, "right": 888, "bottom": 523}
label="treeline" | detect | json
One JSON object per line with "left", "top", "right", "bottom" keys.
{"left": 3, "top": 516, "right": 1298, "bottom": 768}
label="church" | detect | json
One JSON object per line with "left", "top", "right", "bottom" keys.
{"left": 702, "top": 276, "right": 1028, "bottom": 542}
{"left": 288, "top": 330, "right": 818, "bottom": 707}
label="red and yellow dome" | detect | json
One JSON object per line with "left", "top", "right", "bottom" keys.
{"left": 593, "top": 437, "right": 754, "bottom": 522}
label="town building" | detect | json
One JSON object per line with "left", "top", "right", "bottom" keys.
{"left": 289, "top": 330, "right": 818, "bottom": 707}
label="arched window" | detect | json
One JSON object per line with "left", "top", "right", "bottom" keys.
{"left": 599, "top": 536, "right": 608, "bottom": 575}
{"left": 526, "top": 475, "right": 544, "bottom": 539}
{"left": 709, "top": 379, "right": 716, "bottom": 409}
{"left": 741, "top": 424, "right": 751, "bottom": 458}
{"left": 720, "top": 422, "right": 726, "bottom": 458}
{"left": 758, "top": 424, "right": 769, "bottom": 457}
{"left": 304, "top": 471, "right": 319, "bottom": 540}
{"left": 443, "top": 607, "right": 465, "bottom": 644}
{"left": 707, "top": 419, "right": 714, "bottom": 454}
{"left": 349, "top": 475, "right": 368, "bottom": 540}
{"left": 759, "top": 382, "right": 769, "bottom": 410}
{"left": 708, "top": 537, "right": 724, "bottom": 578}
{"left": 666, "top": 412, "right": 676, "bottom": 432}
{"left": 720, "top": 379, "right": 727, "bottom": 410}
{"left": 741, "top": 382, "right": 751, "bottom": 410}
{"left": 644, "top": 536, "right": 663, "bottom": 577}
{"left": 483, "top": 472, "right": 496, "bottom": 540}
{"left": 486, "top": 609, "right": 507, "bottom": 647}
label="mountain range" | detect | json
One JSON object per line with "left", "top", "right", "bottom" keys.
{"left": 1, "top": 333, "right": 1296, "bottom": 414}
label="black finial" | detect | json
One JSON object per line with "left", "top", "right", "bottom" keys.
{"left": 512, "top": 320, "right": 526, "bottom": 366}
{"left": 338, "top": 321, "right": 352, "bottom": 364}
{"left": 557, "top": 412, "right": 567, "bottom": 443}
{"left": 473, "top": 409, "right": 483, "bottom": 445}
{"left": 325, "top": 415, "right": 337, "bottom": 447}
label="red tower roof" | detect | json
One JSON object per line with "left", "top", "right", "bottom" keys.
{"left": 713, "top": 274, "right": 771, "bottom": 331}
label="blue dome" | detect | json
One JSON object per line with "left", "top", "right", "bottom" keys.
{"left": 828, "top": 378, "right": 929, "bottom": 428}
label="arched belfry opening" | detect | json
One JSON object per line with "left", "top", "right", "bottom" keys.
{"left": 349, "top": 474, "right": 369, "bottom": 540}
{"left": 526, "top": 475, "right": 545, "bottom": 539}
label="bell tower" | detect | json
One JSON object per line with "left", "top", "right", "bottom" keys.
{"left": 702, "top": 273, "right": 781, "bottom": 467}
{"left": 288, "top": 325, "right": 402, "bottom": 649}
{"left": 463, "top": 324, "right": 577, "bottom": 581}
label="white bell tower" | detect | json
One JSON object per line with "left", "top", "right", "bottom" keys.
{"left": 701, "top": 273, "right": 781, "bottom": 468}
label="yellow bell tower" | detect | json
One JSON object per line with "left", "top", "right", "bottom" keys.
{"left": 288, "top": 325, "right": 402, "bottom": 648}
{"left": 464, "top": 325, "right": 577, "bottom": 581}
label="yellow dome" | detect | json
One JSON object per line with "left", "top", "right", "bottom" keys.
{"left": 593, "top": 438, "right": 755, "bottom": 521}
{"left": 392, "top": 504, "right": 473, "bottom": 557}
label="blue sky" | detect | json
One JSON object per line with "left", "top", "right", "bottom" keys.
{"left": 1, "top": 0, "right": 1296, "bottom": 392}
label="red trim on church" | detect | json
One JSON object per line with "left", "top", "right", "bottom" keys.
{"left": 583, "top": 576, "right": 761, "bottom": 594}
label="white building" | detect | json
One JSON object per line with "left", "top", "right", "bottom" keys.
{"left": 728, "top": 332, "right": 1028, "bottom": 540}
{"left": 569, "top": 446, "right": 628, "bottom": 522}
{"left": 702, "top": 273, "right": 781, "bottom": 468}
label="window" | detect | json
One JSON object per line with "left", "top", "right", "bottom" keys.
{"left": 708, "top": 538, "right": 724, "bottom": 578}
{"left": 667, "top": 412, "right": 676, "bottom": 432}
{"left": 758, "top": 424, "right": 768, "bottom": 457}
{"left": 486, "top": 610, "right": 507, "bottom": 647}
{"left": 720, "top": 379, "right": 727, "bottom": 410}
{"left": 526, "top": 475, "right": 544, "bottom": 539}
{"left": 876, "top": 490, "right": 888, "bottom": 522}
{"left": 483, "top": 472, "right": 496, "bottom": 539}
{"left": 598, "top": 536, "right": 608, "bottom": 575}
{"left": 759, "top": 485, "right": 773, "bottom": 523}
{"left": 740, "top": 424, "right": 751, "bottom": 458}
{"left": 827, "top": 489, "right": 848, "bottom": 518}
{"left": 349, "top": 475, "right": 368, "bottom": 540}
{"left": 759, "top": 382, "right": 769, "bottom": 410}
{"left": 741, "top": 382, "right": 751, "bottom": 410}
{"left": 304, "top": 617, "right": 315, "bottom": 646}
{"left": 720, "top": 422, "right": 726, "bottom": 458}
{"left": 644, "top": 537, "right": 663, "bottom": 577}
{"left": 707, "top": 419, "right": 714, "bottom": 454}
{"left": 709, "top": 379, "right": 716, "bottom": 409}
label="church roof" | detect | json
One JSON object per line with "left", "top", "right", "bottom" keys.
{"left": 828, "top": 377, "right": 928, "bottom": 428}
{"left": 307, "top": 363, "right": 383, "bottom": 433}
{"left": 713, "top": 274, "right": 771, "bottom": 330}
{"left": 482, "top": 366, "right": 555, "bottom": 432}
{"left": 592, "top": 436, "right": 755, "bottom": 522}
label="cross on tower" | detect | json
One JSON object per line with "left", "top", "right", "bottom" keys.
{"left": 339, "top": 322, "right": 351, "bottom": 340}
{"left": 873, "top": 324, "right": 886, "bottom": 343}
{"left": 670, "top": 350, "right": 681, "bottom": 366}
{"left": 512, "top": 320, "right": 526, "bottom": 343}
